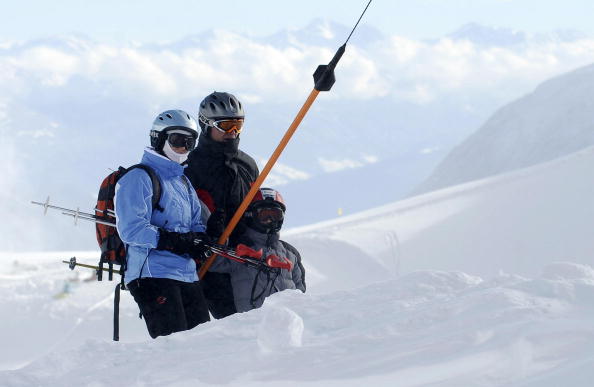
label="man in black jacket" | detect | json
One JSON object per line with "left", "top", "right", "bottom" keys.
{"left": 185, "top": 91, "right": 259, "bottom": 319}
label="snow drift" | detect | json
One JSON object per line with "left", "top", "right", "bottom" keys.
{"left": 2, "top": 259, "right": 594, "bottom": 386}
{"left": 291, "top": 145, "right": 594, "bottom": 288}
{"left": 2, "top": 144, "right": 594, "bottom": 385}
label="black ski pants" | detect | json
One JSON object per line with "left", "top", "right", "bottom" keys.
{"left": 128, "top": 278, "right": 210, "bottom": 339}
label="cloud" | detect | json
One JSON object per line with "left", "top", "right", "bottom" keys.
{"left": 238, "top": 93, "right": 262, "bottom": 104}
{"left": 421, "top": 147, "right": 440, "bottom": 155}
{"left": 0, "top": 102, "right": 7, "bottom": 122}
{"left": 362, "top": 154, "right": 379, "bottom": 163}
{"left": 273, "top": 163, "right": 311, "bottom": 180}
{"left": 0, "top": 106, "right": 47, "bottom": 251}
{"left": 3, "top": 29, "right": 594, "bottom": 109}
{"left": 376, "top": 35, "right": 594, "bottom": 102}
{"left": 16, "top": 128, "right": 55, "bottom": 138}
{"left": 318, "top": 155, "right": 378, "bottom": 172}
{"left": 260, "top": 160, "right": 311, "bottom": 186}
{"left": 3, "top": 24, "right": 594, "bottom": 250}
{"left": 16, "top": 46, "right": 79, "bottom": 86}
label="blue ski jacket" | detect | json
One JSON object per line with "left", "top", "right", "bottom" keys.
{"left": 115, "top": 148, "right": 206, "bottom": 284}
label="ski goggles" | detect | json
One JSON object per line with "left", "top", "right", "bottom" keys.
{"left": 254, "top": 206, "right": 284, "bottom": 223}
{"left": 167, "top": 132, "right": 196, "bottom": 150}
{"left": 212, "top": 119, "right": 244, "bottom": 134}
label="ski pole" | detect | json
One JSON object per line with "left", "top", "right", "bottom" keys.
{"left": 62, "top": 244, "right": 281, "bottom": 275}
{"left": 32, "top": 197, "right": 117, "bottom": 227}
{"left": 62, "top": 257, "right": 119, "bottom": 274}
{"left": 32, "top": 197, "right": 96, "bottom": 218}
{"left": 199, "top": 0, "right": 373, "bottom": 278}
{"left": 61, "top": 212, "right": 116, "bottom": 227}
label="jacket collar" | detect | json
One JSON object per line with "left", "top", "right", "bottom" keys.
{"left": 141, "top": 148, "right": 185, "bottom": 178}
{"left": 241, "top": 226, "right": 280, "bottom": 247}
{"left": 195, "top": 131, "right": 240, "bottom": 161}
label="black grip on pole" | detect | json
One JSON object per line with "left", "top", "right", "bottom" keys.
{"left": 313, "top": 44, "right": 346, "bottom": 91}
{"left": 328, "top": 44, "right": 346, "bottom": 68}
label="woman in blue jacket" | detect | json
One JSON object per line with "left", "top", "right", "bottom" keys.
{"left": 115, "top": 109, "right": 211, "bottom": 339}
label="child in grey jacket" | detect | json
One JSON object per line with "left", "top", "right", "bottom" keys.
{"left": 209, "top": 188, "right": 306, "bottom": 312}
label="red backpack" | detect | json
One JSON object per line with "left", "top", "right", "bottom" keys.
{"left": 95, "top": 164, "right": 163, "bottom": 341}
{"left": 95, "top": 164, "right": 163, "bottom": 281}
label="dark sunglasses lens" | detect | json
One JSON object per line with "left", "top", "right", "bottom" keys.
{"left": 168, "top": 133, "right": 196, "bottom": 150}
{"left": 256, "top": 207, "right": 284, "bottom": 222}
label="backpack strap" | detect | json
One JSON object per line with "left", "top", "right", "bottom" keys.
{"left": 122, "top": 164, "right": 164, "bottom": 212}
{"left": 110, "top": 164, "right": 161, "bottom": 341}
{"left": 113, "top": 282, "right": 121, "bottom": 341}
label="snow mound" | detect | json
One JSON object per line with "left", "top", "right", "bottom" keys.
{"left": 257, "top": 300, "right": 304, "bottom": 353}
{"left": 4, "top": 265, "right": 594, "bottom": 386}
{"left": 540, "top": 261, "right": 594, "bottom": 281}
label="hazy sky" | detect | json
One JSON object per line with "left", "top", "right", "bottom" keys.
{"left": 3, "top": 0, "right": 594, "bottom": 43}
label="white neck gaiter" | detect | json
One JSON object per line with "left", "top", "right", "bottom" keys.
{"left": 162, "top": 141, "right": 190, "bottom": 164}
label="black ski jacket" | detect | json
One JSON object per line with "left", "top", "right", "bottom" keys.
{"left": 184, "top": 132, "right": 259, "bottom": 319}
{"left": 185, "top": 133, "right": 259, "bottom": 233}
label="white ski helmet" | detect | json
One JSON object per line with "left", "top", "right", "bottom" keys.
{"left": 150, "top": 110, "right": 198, "bottom": 148}
{"left": 149, "top": 109, "right": 198, "bottom": 163}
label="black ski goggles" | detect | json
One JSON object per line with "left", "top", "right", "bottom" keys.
{"left": 254, "top": 206, "right": 284, "bottom": 224}
{"left": 212, "top": 119, "right": 244, "bottom": 134}
{"left": 167, "top": 132, "right": 196, "bottom": 150}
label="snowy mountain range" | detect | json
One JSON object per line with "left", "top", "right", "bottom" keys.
{"left": 4, "top": 20, "right": 594, "bottom": 251}
{"left": 414, "top": 62, "right": 594, "bottom": 195}
{"left": 446, "top": 23, "right": 590, "bottom": 47}
{"left": 2, "top": 142, "right": 594, "bottom": 386}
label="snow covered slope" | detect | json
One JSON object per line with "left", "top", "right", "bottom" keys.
{"left": 286, "top": 145, "right": 594, "bottom": 289}
{"left": 2, "top": 257, "right": 594, "bottom": 386}
{"left": 2, "top": 145, "right": 594, "bottom": 386}
{"left": 415, "top": 63, "right": 594, "bottom": 195}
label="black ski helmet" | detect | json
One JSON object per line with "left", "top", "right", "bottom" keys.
{"left": 150, "top": 109, "right": 198, "bottom": 152}
{"left": 198, "top": 91, "right": 245, "bottom": 132}
{"left": 245, "top": 188, "right": 286, "bottom": 233}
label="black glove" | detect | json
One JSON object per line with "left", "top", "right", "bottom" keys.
{"left": 206, "top": 208, "right": 226, "bottom": 239}
{"left": 191, "top": 234, "right": 213, "bottom": 261}
{"left": 157, "top": 229, "right": 211, "bottom": 258}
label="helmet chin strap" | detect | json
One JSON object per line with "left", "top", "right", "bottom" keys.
{"left": 162, "top": 141, "right": 189, "bottom": 164}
